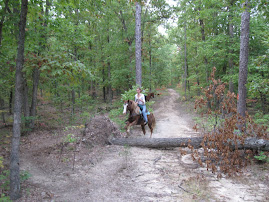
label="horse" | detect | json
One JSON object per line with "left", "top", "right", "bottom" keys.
{"left": 145, "top": 92, "right": 155, "bottom": 102}
{"left": 123, "top": 100, "right": 156, "bottom": 138}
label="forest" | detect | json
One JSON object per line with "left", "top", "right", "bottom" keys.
{"left": 0, "top": 0, "right": 268, "bottom": 200}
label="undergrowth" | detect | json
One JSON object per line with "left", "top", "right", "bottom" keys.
{"left": 186, "top": 67, "right": 269, "bottom": 178}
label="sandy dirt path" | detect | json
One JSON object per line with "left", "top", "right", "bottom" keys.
{"left": 19, "top": 89, "right": 268, "bottom": 202}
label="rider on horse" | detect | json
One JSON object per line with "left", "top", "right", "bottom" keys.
{"left": 135, "top": 87, "right": 148, "bottom": 125}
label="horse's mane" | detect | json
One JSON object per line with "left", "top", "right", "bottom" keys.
{"left": 129, "top": 100, "right": 140, "bottom": 115}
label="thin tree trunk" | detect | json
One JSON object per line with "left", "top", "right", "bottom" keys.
{"left": 71, "top": 88, "right": 75, "bottom": 115}
{"left": 0, "top": 98, "right": 5, "bottom": 124}
{"left": 9, "top": 88, "right": 13, "bottom": 114}
{"left": 0, "top": 0, "right": 9, "bottom": 47}
{"left": 237, "top": 1, "right": 250, "bottom": 123}
{"left": 149, "top": 32, "right": 152, "bottom": 91}
{"left": 22, "top": 76, "right": 30, "bottom": 128}
{"left": 10, "top": 0, "right": 28, "bottom": 199}
{"left": 29, "top": 68, "right": 40, "bottom": 129}
{"left": 135, "top": 2, "right": 142, "bottom": 87}
{"left": 228, "top": 1, "right": 235, "bottom": 93}
{"left": 107, "top": 33, "right": 112, "bottom": 104}
{"left": 102, "top": 66, "right": 106, "bottom": 102}
{"left": 199, "top": 16, "right": 209, "bottom": 83}
{"left": 117, "top": 10, "right": 134, "bottom": 88}
{"left": 107, "top": 61, "right": 112, "bottom": 104}
{"left": 184, "top": 19, "right": 188, "bottom": 98}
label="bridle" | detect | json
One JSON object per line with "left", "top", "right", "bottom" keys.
{"left": 123, "top": 100, "right": 140, "bottom": 118}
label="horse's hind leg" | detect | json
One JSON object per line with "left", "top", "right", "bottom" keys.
{"left": 148, "top": 120, "right": 154, "bottom": 137}
{"left": 141, "top": 124, "right": 146, "bottom": 135}
{"left": 148, "top": 124, "right": 153, "bottom": 138}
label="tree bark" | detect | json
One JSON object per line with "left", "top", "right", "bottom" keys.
{"left": 10, "top": 0, "right": 28, "bottom": 199}
{"left": 135, "top": 1, "right": 142, "bottom": 87}
{"left": 237, "top": 1, "right": 250, "bottom": 126}
{"left": 109, "top": 137, "right": 269, "bottom": 151}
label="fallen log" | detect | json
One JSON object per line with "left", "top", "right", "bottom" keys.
{"left": 109, "top": 137, "right": 203, "bottom": 148}
{"left": 108, "top": 137, "right": 269, "bottom": 151}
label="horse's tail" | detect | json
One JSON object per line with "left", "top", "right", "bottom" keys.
{"left": 151, "top": 113, "right": 156, "bottom": 129}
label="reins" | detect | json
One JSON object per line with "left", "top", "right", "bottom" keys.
{"left": 127, "top": 101, "right": 140, "bottom": 117}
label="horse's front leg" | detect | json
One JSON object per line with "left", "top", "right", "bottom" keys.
{"left": 126, "top": 119, "right": 138, "bottom": 136}
{"left": 125, "top": 122, "right": 131, "bottom": 137}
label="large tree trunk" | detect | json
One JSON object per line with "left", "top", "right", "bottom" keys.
{"left": 109, "top": 137, "right": 269, "bottom": 151}
{"left": 237, "top": 1, "right": 250, "bottom": 130}
{"left": 10, "top": 0, "right": 28, "bottom": 199}
{"left": 135, "top": 1, "right": 142, "bottom": 87}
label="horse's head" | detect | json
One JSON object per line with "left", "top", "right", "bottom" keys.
{"left": 123, "top": 100, "right": 139, "bottom": 114}
{"left": 123, "top": 100, "right": 128, "bottom": 114}
{"left": 145, "top": 92, "right": 155, "bottom": 102}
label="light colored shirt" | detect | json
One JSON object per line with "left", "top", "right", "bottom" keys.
{"left": 135, "top": 94, "right": 145, "bottom": 105}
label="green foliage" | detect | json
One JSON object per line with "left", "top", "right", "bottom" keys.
{"left": 64, "top": 134, "right": 77, "bottom": 143}
{"left": 254, "top": 152, "right": 269, "bottom": 163}
{"left": 0, "top": 156, "right": 4, "bottom": 169}
{"left": 0, "top": 170, "right": 31, "bottom": 201}
{"left": 253, "top": 112, "right": 269, "bottom": 127}
{"left": 120, "top": 86, "right": 148, "bottom": 102}
{"left": 109, "top": 108, "right": 125, "bottom": 131}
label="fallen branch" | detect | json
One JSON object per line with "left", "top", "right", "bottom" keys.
{"left": 108, "top": 137, "right": 269, "bottom": 151}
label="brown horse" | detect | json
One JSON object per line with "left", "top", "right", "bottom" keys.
{"left": 123, "top": 100, "right": 156, "bottom": 137}
{"left": 145, "top": 92, "right": 155, "bottom": 102}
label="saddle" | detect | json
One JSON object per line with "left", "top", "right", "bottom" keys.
{"left": 138, "top": 105, "right": 150, "bottom": 115}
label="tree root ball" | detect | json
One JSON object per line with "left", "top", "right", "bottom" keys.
{"left": 82, "top": 115, "right": 122, "bottom": 146}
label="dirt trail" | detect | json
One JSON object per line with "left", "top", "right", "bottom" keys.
{"left": 19, "top": 89, "right": 268, "bottom": 202}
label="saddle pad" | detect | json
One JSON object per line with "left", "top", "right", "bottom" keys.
{"left": 139, "top": 109, "right": 150, "bottom": 115}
